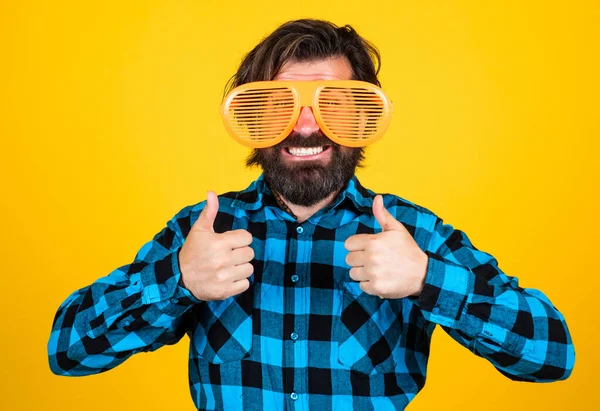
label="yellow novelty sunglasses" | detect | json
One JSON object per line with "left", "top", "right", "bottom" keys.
{"left": 220, "top": 80, "right": 393, "bottom": 148}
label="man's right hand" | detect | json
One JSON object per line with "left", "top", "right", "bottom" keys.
{"left": 178, "top": 190, "right": 254, "bottom": 301}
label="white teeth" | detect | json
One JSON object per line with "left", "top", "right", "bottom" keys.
{"left": 287, "top": 146, "right": 324, "bottom": 156}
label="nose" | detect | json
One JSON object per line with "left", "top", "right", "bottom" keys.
{"left": 293, "top": 106, "right": 320, "bottom": 137}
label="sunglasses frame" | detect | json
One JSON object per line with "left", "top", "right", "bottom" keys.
{"left": 220, "top": 80, "right": 393, "bottom": 148}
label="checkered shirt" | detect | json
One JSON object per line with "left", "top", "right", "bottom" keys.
{"left": 48, "top": 173, "right": 575, "bottom": 410}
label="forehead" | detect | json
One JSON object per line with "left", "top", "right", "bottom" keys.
{"left": 274, "top": 57, "right": 353, "bottom": 81}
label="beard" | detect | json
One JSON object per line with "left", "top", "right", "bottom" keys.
{"left": 245, "top": 132, "right": 365, "bottom": 207}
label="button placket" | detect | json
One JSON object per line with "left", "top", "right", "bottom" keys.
{"left": 290, "top": 221, "right": 309, "bottom": 400}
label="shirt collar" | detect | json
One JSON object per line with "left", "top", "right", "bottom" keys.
{"left": 231, "top": 173, "right": 375, "bottom": 215}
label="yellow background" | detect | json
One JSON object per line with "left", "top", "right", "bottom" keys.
{"left": 1, "top": 0, "right": 597, "bottom": 409}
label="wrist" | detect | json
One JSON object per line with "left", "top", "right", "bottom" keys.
{"left": 410, "top": 253, "right": 428, "bottom": 297}
{"left": 177, "top": 248, "right": 192, "bottom": 292}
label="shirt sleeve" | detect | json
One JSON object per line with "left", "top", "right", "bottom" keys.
{"left": 47, "top": 207, "right": 203, "bottom": 376}
{"left": 415, "top": 214, "right": 575, "bottom": 382}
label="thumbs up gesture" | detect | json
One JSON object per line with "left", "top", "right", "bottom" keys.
{"left": 178, "top": 191, "right": 255, "bottom": 301}
{"left": 344, "top": 195, "right": 429, "bottom": 299}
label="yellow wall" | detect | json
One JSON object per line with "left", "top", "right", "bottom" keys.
{"left": 2, "top": 1, "right": 597, "bottom": 409}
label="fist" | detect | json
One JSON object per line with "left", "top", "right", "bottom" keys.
{"left": 344, "top": 195, "right": 429, "bottom": 299}
{"left": 178, "top": 191, "right": 254, "bottom": 301}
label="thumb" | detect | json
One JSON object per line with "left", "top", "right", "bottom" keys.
{"left": 372, "top": 195, "right": 403, "bottom": 232}
{"left": 195, "top": 190, "right": 219, "bottom": 232}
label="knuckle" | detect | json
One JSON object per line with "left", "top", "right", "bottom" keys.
{"left": 366, "top": 250, "right": 379, "bottom": 263}
{"left": 214, "top": 269, "right": 228, "bottom": 282}
{"left": 215, "top": 255, "right": 230, "bottom": 270}
{"left": 368, "top": 266, "right": 380, "bottom": 279}
{"left": 210, "top": 258, "right": 222, "bottom": 270}
{"left": 368, "top": 238, "right": 381, "bottom": 251}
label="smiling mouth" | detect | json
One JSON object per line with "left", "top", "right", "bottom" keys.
{"left": 283, "top": 145, "right": 331, "bottom": 157}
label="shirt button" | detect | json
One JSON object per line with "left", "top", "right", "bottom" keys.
{"left": 160, "top": 284, "right": 168, "bottom": 294}
{"left": 432, "top": 307, "right": 440, "bottom": 314}
{"left": 296, "top": 226, "right": 304, "bottom": 234}
{"left": 170, "top": 298, "right": 179, "bottom": 304}
{"left": 291, "top": 275, "right": 299, "bottom": 283}
{"left": 290, "top": 332, "right": 299, "bottom": 341}
{"left": 123, "top": 320, "right": 131, "bottom": 327}
{"left": 290, "top": 392, "right": 299, "bottom": 401}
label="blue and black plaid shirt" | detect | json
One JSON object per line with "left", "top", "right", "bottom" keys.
{"left": 48, "top": 174, "right": 575, "bottom": 410}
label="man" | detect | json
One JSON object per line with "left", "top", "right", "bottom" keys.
{"left": 48, "top": 19, "right": 575, "bottom": 410}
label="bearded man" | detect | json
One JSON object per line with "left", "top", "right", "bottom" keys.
{"left": 48, "top": 18, "right": 575, "bottom": 411}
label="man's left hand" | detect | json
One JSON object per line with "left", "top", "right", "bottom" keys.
{"left": 344, "top": 195, "right": 429, "bottom": 299}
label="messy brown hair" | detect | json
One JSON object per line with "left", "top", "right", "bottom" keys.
{"left": 224, "top": 18, "right": 382, "bottom": 97}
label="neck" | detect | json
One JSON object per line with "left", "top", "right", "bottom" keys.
{"left": 279, "top": 190, "right": 340, "bottom": 223}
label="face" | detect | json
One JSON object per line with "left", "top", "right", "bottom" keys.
{"left": 246, "top": 57, "right": 365, "bottom": 207}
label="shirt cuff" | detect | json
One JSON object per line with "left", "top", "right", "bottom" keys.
{"left": 140, "top": 248, "right": 203, "bottom": 306}
{"left": 415, "top": 250, "right": 474, "bottom": 328}
{"left": 173, "top": 249, "right": 203, "bottom": 304}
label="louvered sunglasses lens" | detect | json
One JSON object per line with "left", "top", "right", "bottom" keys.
{"left": 317, "top": 86, "right": 387, "bottom": 145}
{"left": 225, "top": 87, "right": 296, "bottom": 147}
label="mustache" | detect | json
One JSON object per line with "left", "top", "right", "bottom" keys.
{"left": 276, "top": 132, "right": 338, "bottom": 149}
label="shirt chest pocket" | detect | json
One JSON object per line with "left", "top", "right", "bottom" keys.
{"left": 337, "top": 281, "right": 403, "bottom": 375}
{"left": 192, "top": 291, "right": 253, "bottom": 364}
